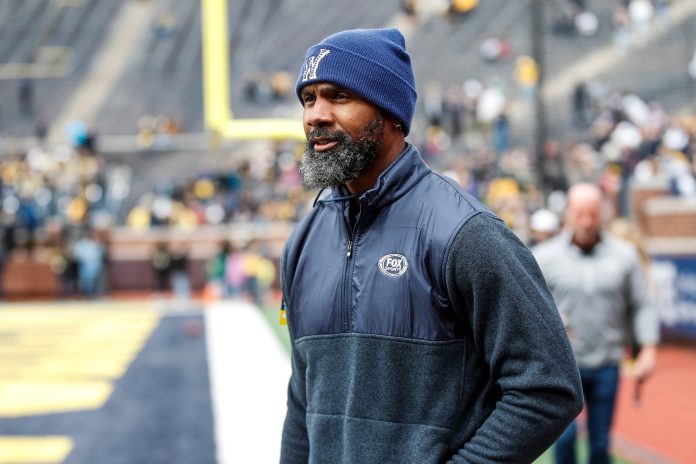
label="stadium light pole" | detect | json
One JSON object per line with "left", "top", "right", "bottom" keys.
{"left": 530, "top": 0, "right": 547, "bottom": 184}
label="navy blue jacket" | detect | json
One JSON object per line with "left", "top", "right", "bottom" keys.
{"left": 280, "top": 144, "right": 582, "bottom": 463}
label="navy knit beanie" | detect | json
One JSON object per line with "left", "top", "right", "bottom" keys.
{"left": 296, "top": 28, "right": 417, "bottom": 135}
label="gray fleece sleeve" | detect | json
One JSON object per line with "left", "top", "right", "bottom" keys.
{"left": 279, "top": 246, "right": 310, "bottom": 464}
{"left": 280, "top": 339, "right": 309, "bottom": 464}
{"left": 445, "top": 213, "right": 583, "bottom": 464}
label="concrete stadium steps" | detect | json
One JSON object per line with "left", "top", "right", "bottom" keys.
{"left": 2, "top": 0, "right": 695, "bottom": 142}
{"left": 403, "top": 1, "right": 696, "bottom": 144}
{"left": 0, "top": 0, "right": 47, "bottom": 63}
{"left": 0, "top": 0, "right": 124, "bottom": 137}
{"left": 409, "top": 0, "right": 523, "bottom": 87}
{"left": 94, "top": 0, "right": 402, "bottom": 134}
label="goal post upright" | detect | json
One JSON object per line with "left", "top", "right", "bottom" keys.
{"left": 201, "top": 0, "right": 305, "bottom": 141}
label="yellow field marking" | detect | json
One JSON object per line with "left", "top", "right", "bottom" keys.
{"left": 0, "top": 357, "right": 135, "bottom": 380}
{"left": 0, "top": 382, "right": 112, "bottom": 417}
{"left": 0, "top": 306, "right": 159, "bottom": 417}
{"left": 0, "top": 436, "right": 73, "bottom": 464}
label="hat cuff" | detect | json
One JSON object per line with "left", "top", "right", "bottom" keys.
{"left": 296, "top": 44, "right": 416, "bottom": 135}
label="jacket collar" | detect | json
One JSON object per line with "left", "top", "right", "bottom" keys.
{"left": 319, "top": 143, "right": 431, "bottom": 213}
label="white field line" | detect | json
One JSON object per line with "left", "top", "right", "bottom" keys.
{"left": 205, "top": 301, "right": 290, "bottom": 464}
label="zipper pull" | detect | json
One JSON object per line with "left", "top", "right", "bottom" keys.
{"left": 346, "top": 240, "right": 353, "bottom": 257}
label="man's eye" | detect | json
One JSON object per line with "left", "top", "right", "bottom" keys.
{"left": 334, "top": 92, "right": 349, "bottom": 100}
{"left": 302, "top": 95, "right": 315, "bottom": 104}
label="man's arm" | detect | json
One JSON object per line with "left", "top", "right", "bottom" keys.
{"left": 445, "top": 213, "right": 583, "bottom": 463}
{"left": 280, "top": 339, "right": 310, "bottom": 463}
{"left": 625, "top": 247, "right": 659, "bottom": 381}
{"left": 279, "top": 246, "right": 310, "bottom": 464}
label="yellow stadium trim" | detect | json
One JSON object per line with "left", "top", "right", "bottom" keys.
{"left": 0, "top": 436, "right": 73, "bottom": 464}
{"left": 201, "top": 0, "right": 305, "bottom": 141}
{"left": 220, "top": 118, "right": 305, "bottom": 141}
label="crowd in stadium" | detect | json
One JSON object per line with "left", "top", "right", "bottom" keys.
{"left": 1, "top": 77, "right": 695, "bottom": 298}
{"left": 1, "top": 0, "right": 694, "bottom": 299}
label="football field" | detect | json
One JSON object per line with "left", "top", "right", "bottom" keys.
{"left": 0, "top": 300, "right": 289, "bottom": 464}
{"left": 1, "top": 299, "right": 692, "bottom": 463}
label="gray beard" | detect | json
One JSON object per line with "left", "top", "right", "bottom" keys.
{"left": 299, "top": 115, "right": 384, "bottom": 190}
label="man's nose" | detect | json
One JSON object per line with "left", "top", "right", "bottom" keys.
{"left": 305, "top": 99, "right": 334, "bottom": 128}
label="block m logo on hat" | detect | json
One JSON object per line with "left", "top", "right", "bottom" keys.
{"left": 302, "top": 49, "right": 331, "bottom": 82}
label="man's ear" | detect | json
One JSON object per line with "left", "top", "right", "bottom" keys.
{"left": 383, "top": 113, "right": 404, "bottom": 134}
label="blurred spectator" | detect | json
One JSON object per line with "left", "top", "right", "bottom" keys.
{"left": 574, "top": 10, "right": 598, "bottom": 36}
{"left": 270, "top": 71, "right": 292, "bottom": 100}
{"left": 612, "top": 5, "right": 631, "bottom": 50}
{"left": 443, "top": 85, "right": 466, "bottom": 138}
{"left": 529, "top": 208, "right": 561, "bottom": 246}
{"left": 205, "top": 241, "right": 229, "bottom": 299}
{"left": 224, "top": 242, "right": 246, "bottom": 297}
{"left": 540, "top": 139, "right": 569, "bottom": 193}
{"left": 170, "top": 241, "right": 191, "bottom": 301}
{"left": 242, "top": 240, "right": 275, "bottom": 307}
{"left": 18, "top": 79, "right": 33, "bottom": 115}
{"left": 400, "top": 0, "right": 416, "bottom": 16}
{"left": 628, "top": 0, "right": 654, "bottom": 37}
{"left": 72, "top": 228, "right": 106, "bottom": 297}
{"left": 654, "top": 0, "right": 670, "bottom": 29}
{"left": 448, "top": 0, "right": 478, "bottom": 16}
{"left": 493, "top": 111, "right": 510, "bottom": 155}
{"left": 534, "top": 183, "right": 659, "bottom": 464}
{"left": 423, "top": 81, "right": 444, "bottom": 127}
{"left": 35, "top": 115, "right": 48, "bottom": 142}
{"left": 478, "top": 37, "right": 512, "bottom": 63}
{"left": 151, "top": 11, "right": 177, "bottom": 40}
{"left": 151, "top": 241, "right": 172, "bottom": 293}
{"left": 136, "top": 114, "right": 181, "bottom": 149}
{"left": 572, "top": 81, "right": 589, "bottom": 128}
{"left": 244, "top": 70, "right": 293, "bottom": 103}
{"left": 49, "top": 229, "right": 78, "bottom": 297}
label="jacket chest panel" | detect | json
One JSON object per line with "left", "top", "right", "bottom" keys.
{"left": 290, "top": 224, "right": 456, "bottom": 340}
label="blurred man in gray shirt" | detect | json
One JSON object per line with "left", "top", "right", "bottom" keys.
{"left": 533, "top": 183, "right": 659, "bottom": 464}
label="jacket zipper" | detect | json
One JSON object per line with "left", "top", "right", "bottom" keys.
{"left": 342, "top": 199, "right": 362, "bottom": 332}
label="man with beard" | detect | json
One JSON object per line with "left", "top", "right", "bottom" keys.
{"left": 280, "top": 28, "right": 583, "bottom": 464}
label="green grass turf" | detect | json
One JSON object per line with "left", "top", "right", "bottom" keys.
{"left": 535, "top": 440, "right": 634, "bottom": 464}
{"left": 259, "top": 304, "right": 291, "bottom": 353}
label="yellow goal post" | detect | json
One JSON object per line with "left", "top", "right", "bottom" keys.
{"left": 201, "top": 0, "right": 305, "bottom": 141}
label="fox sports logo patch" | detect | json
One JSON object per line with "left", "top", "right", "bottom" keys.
{"left": 378, "top": 254, "right": 408, "bottom": 277}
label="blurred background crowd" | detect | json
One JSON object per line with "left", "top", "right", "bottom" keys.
{"left": 0, "top": 0, "right": 694, "bottom": 313}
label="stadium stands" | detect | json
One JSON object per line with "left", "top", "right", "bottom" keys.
{"left": 0, "top": 0, "right": 695, "bottom": 299}
{"left": 0, "top": 0, "right": 124, "bottom": 136}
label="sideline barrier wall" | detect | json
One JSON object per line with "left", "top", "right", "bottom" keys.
{"left": 1, "top": 223, "right": 292, "bottom": 298}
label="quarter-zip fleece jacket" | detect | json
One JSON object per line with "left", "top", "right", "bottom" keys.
{"left": 280, "top": 144, "right": 583, "bottom": 464}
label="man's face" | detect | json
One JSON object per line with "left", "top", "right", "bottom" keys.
{"left": 299, "top": 83, "right": 384, "bottom": 189}
{"left": 566, "top": 196, "right": 602, "bottom": 249}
